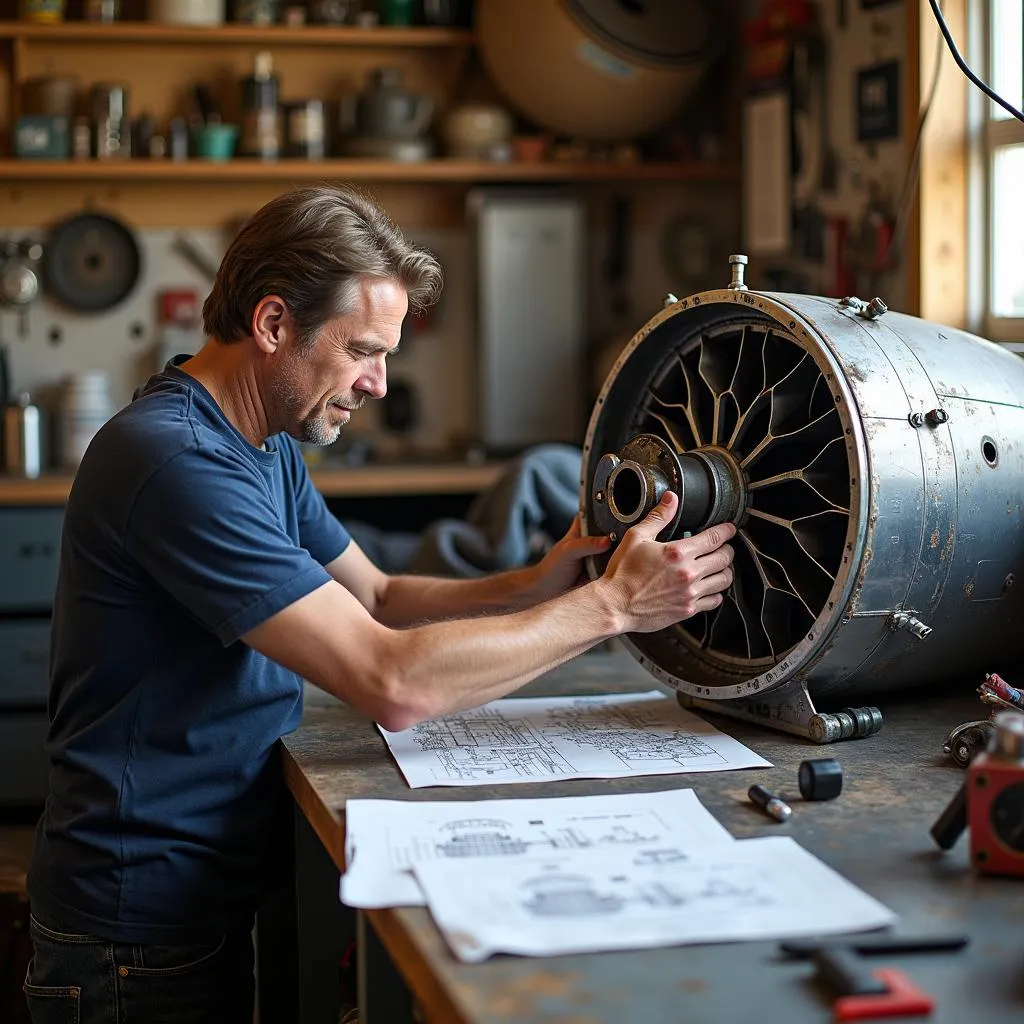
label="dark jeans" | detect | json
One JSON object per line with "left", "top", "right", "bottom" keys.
{"left": 23, "top": 911, "right": 255, "bottom": 1024}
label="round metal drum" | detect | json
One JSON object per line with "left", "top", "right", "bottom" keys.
{"left": 581, "top": 286, "right": 1024, "bottom": 706}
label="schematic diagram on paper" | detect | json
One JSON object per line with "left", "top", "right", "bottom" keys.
{"left": 378, "top": 690, "right": 770, "bottom": 788}
{"left": 431, "top": 817, "right": 660, "bottom": 859}
{"left": 339, "top": 789, "right": 737, "bottom": 909}
{"left": 411, "top": 837, "right": 898, "bottom": 963}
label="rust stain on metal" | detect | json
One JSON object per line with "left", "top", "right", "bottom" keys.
{"left": 964, "top": 580, "right": 975, "bottom": 599}
{"left": 940, "top": 528, "right": 956, "bottom": 565}
{"left": 930, "top": 530, "right": 940, "bottom": 549}
{"left": 846, "top": 363, "right": 869, "bottom": 384}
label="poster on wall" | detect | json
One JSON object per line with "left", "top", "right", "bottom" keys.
{"left": 856, "top": 61, "right": 901, "bottom": 142}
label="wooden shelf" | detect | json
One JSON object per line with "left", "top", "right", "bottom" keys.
{"left": 0, "top": 462, "right": 505, "bottom": 505}
{"left": 0, "top": 21, "right": 473, "bottom": 46}
{"left": 0, "top": 159, "right": 740, "bottom": 183}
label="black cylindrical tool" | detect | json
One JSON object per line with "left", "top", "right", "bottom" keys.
{"left": 799, "top": 758, "right": 843, "bottom": 801}
{"left": 748, "top": 784, "right": 792, "bottom": 822}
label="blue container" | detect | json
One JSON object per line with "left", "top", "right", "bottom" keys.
{"left": 192, "top": 123, "right": 238, "bottom": 161}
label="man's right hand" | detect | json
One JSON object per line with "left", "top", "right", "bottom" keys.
{"left": 599, "top": 491, "right": 736, "bottom": 634}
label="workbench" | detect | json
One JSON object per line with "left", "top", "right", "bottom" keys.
{"left": 272, "top": 651, "right": 1024, "bottom": 1024}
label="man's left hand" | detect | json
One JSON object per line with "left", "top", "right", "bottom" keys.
{"left": 525, "top": 516, "right": 611, "bottom": 604}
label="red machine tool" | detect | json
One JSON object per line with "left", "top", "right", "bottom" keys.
{"left": 932, "top": 710, "right": 1024, "bottom": 876}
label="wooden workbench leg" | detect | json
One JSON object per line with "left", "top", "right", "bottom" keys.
{"left": 357, "top": 912, "right": 415, "bottom": 1024}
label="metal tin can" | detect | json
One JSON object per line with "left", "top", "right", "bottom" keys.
{"left": 2, "top": 394, "right": 44, "bottom": 478}
{"left": 283, "top": 99, "right": 325, "bottom": 160}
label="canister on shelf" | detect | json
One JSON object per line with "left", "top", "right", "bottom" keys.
{"left": 284, "top": 99, "right": 326, "bottom": 160}
{"left": 21, "top": 76, "right": 77, "bottom": 118}
{"left": 19, "top": 0, "right": 66, "bottom": 23}
{"left": 90, "top": 83, "right": 130, "bottom": 159}
{"left": 234, "top": 0, "right": 279, "bottom": 24}
{"left": 60, "top": 371, "right": 111, "bottom": 471}
{"left": 71, "top": 117, "right": 92, "bottom": 160}
{"left": 169, "top": 118, "right": 189, "bottom": 161}
{"left": 84, "top": 0, "right": 120, "bottom": 20}
{"left": 2, "top": 393, "right": 45, "bottom": 479}
{"left": 240, "top": 51, "right": 281, "bottom": 160}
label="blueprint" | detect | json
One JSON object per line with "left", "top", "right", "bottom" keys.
{"left": 378, "top": 690, "right": 771, "bottom": 789}
{"left": 413, "top": 836, "right": 897, "bottom": 962}
{"left": 340, "top": 788, "right": 735, "bottom": 909}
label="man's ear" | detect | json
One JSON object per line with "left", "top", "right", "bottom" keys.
{"left": 251, "top": 296, "right": 290, "bottom": 355}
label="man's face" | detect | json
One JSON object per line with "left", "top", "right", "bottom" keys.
{"left": 272, "top": 276, "right": 407, "bottom": 446}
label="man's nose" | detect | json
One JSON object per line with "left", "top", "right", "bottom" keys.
{"left": 358, "top": 361, "right": 387, "bottom": 400}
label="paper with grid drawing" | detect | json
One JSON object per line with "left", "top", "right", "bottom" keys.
{"left": 377, "top": 690, "right": 771, "bottom": 789}
{"left": 340, "top": 788, "right": 735, "bottom": 909}
{"left": 414, "top": 836, "right": 896, "bottom": 963}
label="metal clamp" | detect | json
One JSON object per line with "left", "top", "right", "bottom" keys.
{"left": 840, "top": 295, "right": 888, "bottom": 320}
{"left": 888, "top": 611, "right": 933, "bottom": 640}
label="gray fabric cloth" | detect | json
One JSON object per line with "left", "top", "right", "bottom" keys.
{"left": 346, "top": 444, "right": 582, "bottom": 578}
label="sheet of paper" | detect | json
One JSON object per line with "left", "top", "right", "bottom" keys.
{"left": 378, "top": 691, "right": 771, "bottom": 789}
{"left": 340, "top": 788, "right": 735, "bottom": 909}
{"left": 413, "top": 836, "right": 896, "bottom": 963}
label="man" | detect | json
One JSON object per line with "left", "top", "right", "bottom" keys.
{"left": 24, "top": 185, "right": 735, "bottom": 1023}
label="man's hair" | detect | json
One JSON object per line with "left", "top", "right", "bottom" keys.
{"left": 202, "top": 184, "right": 443, "bottom": 348}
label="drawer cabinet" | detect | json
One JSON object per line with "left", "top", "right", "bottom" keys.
{"left": 0, "top": 509, "right": 63, "bottom": 612}
{"left": 0, "top": 620, "right": 51, "bottom": 706}
{"left": 0, "top": 506, "right": 62, "bottom": 806}
{"left": 0, "top": 713, "right": 50, "bottom": 805}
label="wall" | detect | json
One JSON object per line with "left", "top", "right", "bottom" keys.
{"left": 743, "top": 0, "right": 912, "bottom": 310}
{"left": 0, "top": 180, "right": 741, "bottom": 463}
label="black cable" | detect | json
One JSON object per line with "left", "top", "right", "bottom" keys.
{"left": 929, "top": 0, "right": 1024, "bottom": 123}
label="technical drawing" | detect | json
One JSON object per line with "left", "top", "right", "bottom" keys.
{"left": 522, "top": 875, "right": 625, "bottom": 916}
{"left": 543, "top": 702, "right": 727, "bottom": 769}
{"left": 519, "top": 866, "right": 770, "bottom": 919}
{"left": 407, "top": 697, "right": 729, "bottom": 782}
{"left": 432, "top": 817, "right": 661, "bottom": 859}
{"left": 383, "top": 691, "right": 770, "bottom": 787}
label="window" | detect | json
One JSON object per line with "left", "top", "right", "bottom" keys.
{"left": 981, "top": 0, "right": 1024, "bottom": 340}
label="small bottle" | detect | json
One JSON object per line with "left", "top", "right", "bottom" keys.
{"left": 240, "top": 51, "right": 281, "bottom": 160}
{"left": 2, "top": 392, "right": 44, "bottom": 479}
{"left": 169, "top": 118, "right": 189, "bottom": 162}
{"left": 132, "top": 112, "right": 154, "bottom": 160}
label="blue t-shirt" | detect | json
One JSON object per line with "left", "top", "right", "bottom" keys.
{"left": 27, "top": 360, "right": 350, "bottom": 944}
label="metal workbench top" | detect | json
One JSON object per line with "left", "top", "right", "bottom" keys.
{"left": 281, "top": 651, "right": 1024, "bottom": 1024}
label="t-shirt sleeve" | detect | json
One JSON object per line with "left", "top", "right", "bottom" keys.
{"left": 125, "top": 446, "right": 333, "bottom": 646}
{"left": 282, "top": 437, "right": 351, "bottom": 566}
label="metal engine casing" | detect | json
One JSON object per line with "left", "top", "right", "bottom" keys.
{"left": 581, "top": 286, "right": 1024, "bottom": 736}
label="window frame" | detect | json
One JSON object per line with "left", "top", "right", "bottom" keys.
{"left": 979, "top": 0, "right": 1024, "bottom": 342}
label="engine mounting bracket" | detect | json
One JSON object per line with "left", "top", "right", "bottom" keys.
{"left": 676, "top": 677, "right": 883, "bottom": 744}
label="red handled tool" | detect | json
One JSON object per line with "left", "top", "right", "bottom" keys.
{"left": 832, "top": 967, "right": 934, "bottom": 1020}
{"left": 779, "top": 937, "right": 958, "bottom": 1021}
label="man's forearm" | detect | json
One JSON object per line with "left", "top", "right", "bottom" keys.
{"left": 374, "top": 566, "right": 542, "bottom": 626}
{"left": 376, "top": 579, "right": 623, "bottom": 729}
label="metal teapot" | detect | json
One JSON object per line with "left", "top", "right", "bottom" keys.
{"left": 340, "top": 67, "right": 434, "bottom": 139}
